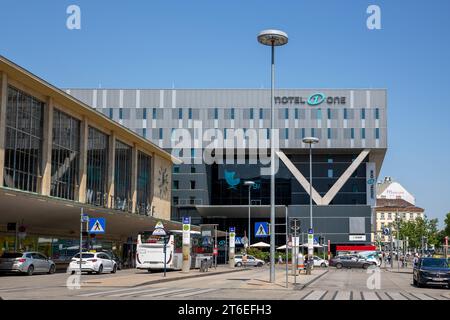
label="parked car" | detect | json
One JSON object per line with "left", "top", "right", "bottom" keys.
{"left": 356, "top": 254, "right": 380, "bottom": 266}
{"left": 0, "top": 252, "right": 56, "bottom": 276}
{"left": 67, "top": 252, "right": 117, "bottom": 274}
{"left": 312, "top": 256, "right": 329, "bottom": 267}
{"left": 413, "top": 257, "right": 450, "bottom": 288}
{"left": 101, "top": 250, "right": 123, "bottom": 270}
{"left": 329, "top": 255, "right": 372, "bottom": 269}
{"left": 235, "top": 255, "right": 264, "bottom": 267}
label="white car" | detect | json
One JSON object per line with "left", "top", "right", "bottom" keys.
{"left": 312, "top": 256, "right": 329, "bottom": 267}
{"left": 234, "top": 255, "right": 264, "bottom": 267}
{"left": 68, "top": 252, "right": 117, "bottom": 274}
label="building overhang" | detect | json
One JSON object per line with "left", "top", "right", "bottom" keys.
{"left": 195, "top": 205, "right": 288, "bottom": 219}
{"left": 0, "top": 187, "right": 197, "bottom": 241}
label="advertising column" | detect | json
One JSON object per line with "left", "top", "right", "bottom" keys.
{"left": 182, "top": 216, "right": 191, "bottom": 273}
{"left": 229, "top": 227, "right": 235, "bottom": 268}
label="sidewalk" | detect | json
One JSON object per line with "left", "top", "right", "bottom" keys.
{"left": 385, "top": 266, "right": 413, "bottom": 274}
{"left": 81, "top": 266, "right": 250, "bottom": 288}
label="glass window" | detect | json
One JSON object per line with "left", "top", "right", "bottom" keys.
{"left": 178, "top": 108, "right": 183, "bottom": 119}
{"left": 86, "top": 127, "right": 108, "bottom": 207}
{"left": 316, "top": 109, "right": 322, "bottom": 119}
{"left": 189, "top": 196, "right": 196, "bottom": 205}
{"left": 351, "top": 128, "right": 355, "bottom": 139}
{"left": 4, "top": 86, "right": 44, "bottom": 193}
{"left": 159, "top": 128, "right": 163, "bottom": 139}
{"left": 119, "top": 108, "right": 123, "bottom": 120}
{"left": 361, "top": 128, "right": 366, "bottom": 139}
{"left": 152, "top": 108, "right": 157, "bottom": 119}
{"left": 284, "top": 108, "right": 289, "bottom": 119}
{"left": 142, "top": 108, "right": 147, "bottom": 120}
{"left": 327, "top": 128, "right": 332, "bottom": 139}
{"left": 51, "top": 109, "right": 80, "bottom": 200}
{"left": 249, "top": 108, "right": 254, "bottom": 120}
{"left": 344, "top": 108, "right": 348, "bottom": 120}
{"left": 109, "top": 108, "right": 113, "bottom": 119}
{"left": 173, "top": 196, "right": 179, "bottom": 205}
{"left": 188, "top": 108, "right": 192, "bottom": 120}
{"left": 361, "top": 109, "right": 366, "bottom": 120}
{"left": 259, "top": 108, "right": 264, "bottom": 119}
{"left": 114, "top": 140, "right": 132, "bottom": 211}
{"left": 173, "top": 166, "right": 180, "bottom": 173}
{"left": 191, "top": 148, "right": 196, "bottom": 158}
{"left": 231, "top": 108, "right": 235, "bottom": 120}
{"left": 214, "top": 108, "right": 218, "bottom": 120}
{"left": 136, "top": 151, "right": 152, "bottom": 215}
{"left": 327, "top": 158, "right": 333, "bottom": 163}
{"left": 375, "top": 108, "right": 379, "bottom": 120}
{"left": 295, "top": 109, "right": 299, "bottom": 119}
{"left": 327, "top": 108, "right": 331, "bottom": 120}
{"left": 375, "top": 128, "right": 380, "bottom": 139}
{"left": 311, "top": 128, "right": 315, "bottom": 137}
{"left": 301, "top": 128, "right": 305, "bottom": 138}
{"left": 327, "top": 169, "right": 333, "bottom": 178}
{"left": 142, "top": 128, "right": 146, "bottom": 138}
{"left": 173, "top": 180, "right": 179, "bottom": 189}
{"left": 283, "top": 128, "right": 289, "bottom": 139}
{"left": 190, "top": 181, "right": 196, "bottom": 189}
{"left": 191, "top": 166, "right": 196, "bottom": 174}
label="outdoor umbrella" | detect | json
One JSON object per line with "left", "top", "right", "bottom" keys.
{"left": 250, "top": 242, "right": 270, "bottom": 248}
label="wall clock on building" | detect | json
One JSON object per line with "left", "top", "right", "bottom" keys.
{"left": 157, "top": 167, "right": 169, "bottom": 200}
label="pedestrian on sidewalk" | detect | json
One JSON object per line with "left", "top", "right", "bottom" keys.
{"left": 278, "top": 254, "right": 283, "bottom": 264}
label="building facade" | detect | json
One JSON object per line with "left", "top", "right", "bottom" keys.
{"left": 377, "top": 176, "right": 416, "bottom": 205}
{"left": 67, "top": 88, "right": 388, "bottom": 252}
{"left": 0, "top": 56, "right": 181, "bottom": 265}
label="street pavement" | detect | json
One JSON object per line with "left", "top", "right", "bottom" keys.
{"left": 0, "top": 265, "right": 448, "bottom": 300}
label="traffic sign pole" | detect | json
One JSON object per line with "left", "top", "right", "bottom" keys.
{"left": 79, "top": 208, "right": 83, "bottom": 282}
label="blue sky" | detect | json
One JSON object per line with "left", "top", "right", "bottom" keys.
{"left": 1, "top": 0, "right": 449, "bottom": 226}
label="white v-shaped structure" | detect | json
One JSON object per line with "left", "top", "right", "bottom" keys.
{"left": 276, "top": 149, "right": 370, "bottom": 205}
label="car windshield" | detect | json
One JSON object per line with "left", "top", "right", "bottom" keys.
{"left": 1, "top": 252, "right": 23, "bottom": 258}
{"left": 422, "top": 259, "right": 449, "bottom": 268}
{"left": 73, "top": 253, "right": 95, "bottom": 259}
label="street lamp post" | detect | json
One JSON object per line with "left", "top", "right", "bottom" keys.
{"left": 244, "top": 181, "right": 255, "bottom": 247}
{"left": 257, "top": 29, "right": 288, "bottom": 283}
{"left": 302, "top": 137, "right": 319, "bottom": 266}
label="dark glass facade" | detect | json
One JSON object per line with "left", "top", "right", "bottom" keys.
{"left": 209, "top": 153, "right": 367, "bottom": 206}
{"left": 86, "top": 127, "right": 108, "bottom": 206}
{"left": 136, "top": 151, "right": 152, "bottom": 215}
{"left": 50, "top": 109, "right": 80, "bottom": 200}
{"left": 114, "top": 140, "right": 132, "bottom": 211}
{"left": 3, "top": 86, "right": 44, "bottom": 192}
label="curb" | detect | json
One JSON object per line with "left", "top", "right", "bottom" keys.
{"left": 294, "top": 269, "right": 329, "bottom": 290}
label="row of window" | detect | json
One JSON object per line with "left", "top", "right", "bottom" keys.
{"left": 3, "top": 86, "right": 153, "bottom": 214}
{"left": 106, "top": 107, "right": 382, "bottom": 121}
{"left": 136, "top": 127, "right": 382, "bottom": 140}
{"left": 378, "top": 212, "right": 422, "bottom": 221}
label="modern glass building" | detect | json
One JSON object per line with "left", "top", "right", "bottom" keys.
{"left": 0, "top": 56, "right": 181, "bottom": 266}
{"left": 67, "top": 86, "right": 387, "bottom": 255}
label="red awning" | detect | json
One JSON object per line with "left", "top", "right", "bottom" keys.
{"left": 336, "top": 245, "right": 377, "bottom": 251}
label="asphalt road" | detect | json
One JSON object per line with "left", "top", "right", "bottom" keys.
{"left": 0, "top": 266, "right": 449, "bottom": 300}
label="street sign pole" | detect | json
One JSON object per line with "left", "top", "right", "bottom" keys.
{"left": 182, "top": 216, "right": 191, "bottom": 273}
{"left": 79, "top": 208, "right": 83, "bottom": 282}
{"left": 163, "top": 236, "right": 167, "bottom": 277}
{"left": 285, "top": 206, "right": 288, "bottom": 288}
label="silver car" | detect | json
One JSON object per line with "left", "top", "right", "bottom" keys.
{"left": 0, "top": 252, "right": 56, "bottom": 276}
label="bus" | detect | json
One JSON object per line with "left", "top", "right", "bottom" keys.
{"left": 136, "top": 230, "right": 210, "bottom": 271}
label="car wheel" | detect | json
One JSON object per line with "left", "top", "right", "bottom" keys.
{"left": 362, "top": 264, "right": 369, "bottom": 269}
{"left": 236, "top": 262, "right": 242, "bottom": 267}
{"left": 26, "top": 265, "right": 34, "bottom": 276}
{"left": 321, "top": 263, "right": 326, "bottom": 268}
{"left": 48, "top": 264, "right": 56, "bottom": 274}
{"left": 413, "top": 278, "right": 417, "bottom": 286}
{"left": 336, "top": 263, "right": 343, "bottom": 269}
{"left": 111, "top": 265, "right": 117, "bottom": 274}
{"left": 97, "top": 265, "right": 103, "bottom": 274}
{"left": 257, "top": 262, "right": 263, "bottom": 267}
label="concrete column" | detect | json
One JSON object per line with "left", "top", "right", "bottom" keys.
{"left": 107, "top": 133, "right": 116, "bottom": 208}
{"left": 131, "top": 144, "right": 138, "bottom": 213}
{"left": 40, "top": 97, "right": 54, "bottom": 196}
{"left": 0, "top": 72, "right": 7, "bottom": 187}
{"left": 78, "top": 117, "right": 88, "bottom": 203}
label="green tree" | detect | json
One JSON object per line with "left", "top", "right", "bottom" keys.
{"left": 444, "top": 212, "right": 450, "bottom": 237}
{"left": 398, "top": 216, "right": 441, "bottom": 250}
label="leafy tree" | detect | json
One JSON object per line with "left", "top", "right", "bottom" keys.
{"left": 398, "top": 216, "right": 441, "bottom": 249}
{"left": 444, "top": 212, "right": 450, "bottom": 237}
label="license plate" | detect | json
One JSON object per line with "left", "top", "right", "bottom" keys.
{"left": 432, "top": 278, "right": 444, "bottom": 281}
{"left": 77, "top": 261, "right": 86, "bottom": 264}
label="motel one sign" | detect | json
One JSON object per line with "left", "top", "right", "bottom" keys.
{"left": 275, "top": 92, "right": 347, "bottom": 106}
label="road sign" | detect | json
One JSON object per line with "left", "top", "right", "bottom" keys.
{"left": 88, "top": 218, "right": 105, "bottom": 234}
{"left": 255, "top": 222, "right": 269, "bottom": 238}
{"left": 213, "top": 247, "right": 218, "bottom": 256}
{"left": 229, "top": 227, "right": 235, "bottom": 248}
{"left": 290, "top": 218, "right": 300, "bottom": 231}
{"left": 81, "top": 214, "right": 89, "bottom": 222}
{"left": 382, "top": 227, "right": 390, "bottom": 236}
{"left": 153, "top": 220, "right": 166, "bottom": 236}
{"left": 308, "top": 228, "right": 313, "bottom": 235}
{"left": 182, "top": 216, "right": 191, "bottom": 245}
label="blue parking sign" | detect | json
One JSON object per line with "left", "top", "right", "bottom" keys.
{"left": 88, "top": 218, "right": 105, "bottom": 234}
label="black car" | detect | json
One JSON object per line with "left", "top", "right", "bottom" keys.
{"left": 413, "top": 258, "right": 450, "bottom": 288}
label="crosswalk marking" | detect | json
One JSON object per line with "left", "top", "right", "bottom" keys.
{"left": 362, "top": 291, "right": 379, "bottom": 300}
{"left": 335, "top": 291, "right": 351, "bottom": 300}
{"left": 141, "top": 287, "right": 196, "bottom": 297}
{"left": 409, "top": 293, "right": 435, "bottom": 300}
{"left": 385, "top": 292, "right": 407, "bottom": 300}
{"left": 79, "top": 287, "right": 149, "bottom": 297}
{"left": 109, "top": 287, "right": 169, "bottom": 297}
{"left": 303, "top": 290, "right": 327, "bottom": 300}
{"left": 170, "top": 288, "right": 218, "bottom": 298}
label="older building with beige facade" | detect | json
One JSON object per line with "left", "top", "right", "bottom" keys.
{"left": 0, "top": 56, "right": 182, "bottom": 266}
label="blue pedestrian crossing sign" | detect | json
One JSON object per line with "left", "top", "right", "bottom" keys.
{"left": 89, "top": 218, "right": 105, "bottom": 234}
{"left": 255, "top": 222, "right": 269, "bottom": 238}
